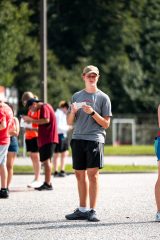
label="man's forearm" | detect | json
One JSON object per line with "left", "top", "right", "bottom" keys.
{"left": 32, "top": 118, "right": 49, "bottom": 125}
{"left": 91, "top": 112, "right": 110, "bottom": 129}
{"left": 67, "top": 112, "right": 75, "bottom": 125}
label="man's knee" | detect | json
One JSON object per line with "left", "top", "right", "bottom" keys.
{"left": 87, "top": 169, "right": 99, "bottom": 183}
{"left": 75, "top": 170, "right": 86, "bottom": 181}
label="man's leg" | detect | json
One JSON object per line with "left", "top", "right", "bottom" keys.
{"left": 60, "top": 150, "right": 68, "bottom": 171}
{"left": 0, "top": 163, "right": 9, "bottom": 198}
{"left": 53, "top": 153, "right": 59, "bottom": 172}
{"left": 65, "top": 169, "right": 89, "bottom": 220}
{"left": 86, "top": 167, "right": 100, "bottom": 222}
{"left": 30, "top": 152, "right": 41, "bottom": 181}
{"left": 0, "top": 164, "right": 8, "bottom": 188}
{"left": 43, "top": 159, "right": 52, "bottom": 185}
{"left": 87, "top": 168, "right": 99, "bottom": 209}
{"left": 7, "top": 152, "right": 16, "bottom": 188}
{"left": 75, "top": 170, "right": 88, "bottom": 207}
{"left": 155, "top": 161, "right": 160, "bottom": 211}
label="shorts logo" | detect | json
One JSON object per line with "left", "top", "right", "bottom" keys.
{"left": 93, "top": 148, "right": 98, "bottom": 152}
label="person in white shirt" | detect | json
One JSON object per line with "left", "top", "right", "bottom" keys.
{"left": 53, "top": 101, "right": 71, "bottom": 177}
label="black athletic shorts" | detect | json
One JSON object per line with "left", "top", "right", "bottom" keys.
{"left": 70, "top": 139, "right": 104, "bottom": 170}
{"left": 39, "top": 143, "right": 56, "bottom": 162}
{"left": 25, "top": 138, "right": 38, "bottom": 153}
{"left": 55, "top": 134, "right": 69, "bottom": 153}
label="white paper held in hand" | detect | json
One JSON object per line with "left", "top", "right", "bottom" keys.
{"left": 20, "top": 118, "right": 33, "bottom": 129}
{"left": 75, "top": 102, "right": 87, "bottom": 109}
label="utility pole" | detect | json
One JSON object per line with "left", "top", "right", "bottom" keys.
{"left": 40, "top": 0, "right": 47, "bottom": 102}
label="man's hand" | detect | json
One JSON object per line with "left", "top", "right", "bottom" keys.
{"left": 71, "top": 103, "right": 79, "bottom": 114}
{"left": 82, "top": 105, "right": 93, "bottom": 115}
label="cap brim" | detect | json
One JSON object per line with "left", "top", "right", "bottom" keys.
{"left": 85, "top": 71, "right": 99, "bottom": 75}
{"left": 26, "top": 99, "right": 41, "bottom": 108}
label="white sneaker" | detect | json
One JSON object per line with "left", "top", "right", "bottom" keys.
{"left": 155, "top": 212, "right": 160, "bottom": 222}
{"left": 27, "top": 180, "right": 42, "bottom": 188}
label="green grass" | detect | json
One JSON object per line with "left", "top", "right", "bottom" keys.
{"left": 18, "top": 145, "right": 155, "bottom": 157}
{"left": 100, "top": 165, "right": 157, "bottom": 173}
{"left": 104, "top": 145, "right": 154, "bottom": 156}
{"left": 13, "top": 164, "right": 157, "bottom": 174}
{"left": 13, "top": 165, "right": 34, "bottom": 174}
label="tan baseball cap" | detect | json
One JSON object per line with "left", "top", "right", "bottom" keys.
{"left": 83, "top": 65, "right": 99, "bottom": 75}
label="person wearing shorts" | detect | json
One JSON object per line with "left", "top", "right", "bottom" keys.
{"left": 155, "top": 104, "right": 160, "bottom": 221}
{"left": 53, "top": 101, "right": 70, "bottom": 177}
{"left": 65, "top": 65, "right": 112, "bottom": 222}
{"left": 6, "top": 103, "right": 20, "bottom": 190}
{"left": 21, "top": 92, "right": 41, "bottom": 188}
{"left": 0, "top": 99, "right": 14, "bottom": 198}
{"left": 25, "top": 110, "right": 42, "bottom": 188}
{"left": 22, "top": 98, "right": 58, "bottom": 191}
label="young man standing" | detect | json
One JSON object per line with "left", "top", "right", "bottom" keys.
{"left": 22, "top": 99, "right": 58, "bottom": 190}
{"left": 65, "top": 65, "right": 112, "bottom": 222}
{"left": 155, "top": 104, "right": 160, "bottom": 221}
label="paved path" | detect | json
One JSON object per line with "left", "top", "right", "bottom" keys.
{"left": 15, "top": 155, "right": 157, "bottom": 166}
{"left": 0, "top": 174, "right": 159, "bottom": 240}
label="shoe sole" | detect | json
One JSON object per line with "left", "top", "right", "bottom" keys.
{"left": 0, "top": 196, "right": 9, "bottom": 199}
{"left": 65, "top": 216, "right": 88, "bottom": 220}
{"left": 35, "top": 188, "right": 53, "bottom": 191}
{"left": 88, "top": 218, "right": 100, "bottom": 222}
{"left": 155, "top": 219, "right": 160, "bottom": 222}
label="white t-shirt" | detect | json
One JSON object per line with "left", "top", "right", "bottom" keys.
{"left": 55, "top": 108, "right": 69, "bottom": 137}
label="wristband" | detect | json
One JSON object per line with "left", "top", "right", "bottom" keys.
{"left": 90, "top": 111, "right": 95, "bottom": 116}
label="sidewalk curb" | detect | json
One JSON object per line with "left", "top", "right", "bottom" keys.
{"left": 14, "top": 171, "right": 157, "bottom": 175}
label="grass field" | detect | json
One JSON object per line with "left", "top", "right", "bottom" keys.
{"left": 15, "top": 145, "right": 156, "bottom": 173}
{"left": 18, "top": 145, "right": 155, "bottom": 157}
{"left": 104, "top": 145, "right": 154, "bottom": 156}
{"left": 13, "top": 164, "right": 157, "bottom": 174}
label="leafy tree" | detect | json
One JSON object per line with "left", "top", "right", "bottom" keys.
{"left": 2, "top": 0, "right": 160, "bottom": 114}
{"left": 0, "top": 1, "right": 32, "bottom": 86}
{"left": 139, "top": 0, "right": 160, "bottom": 110}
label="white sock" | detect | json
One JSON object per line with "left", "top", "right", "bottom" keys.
{"left": 79, "top": 207, "right": 88, "bottom": 212}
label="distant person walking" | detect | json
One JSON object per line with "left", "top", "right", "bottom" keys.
{"left": 65, "top": 65, "right": 112, "bottom": 222}
{"left": 22, "top": 98, "right": 58, "bottom": 190}
{"left": 21, "top": 92, "right": 41, "bottom": 188}
{"left": 53, "top": 101, "right": 71, "bottom": 177}
{"left": 6, "top": 103, "right": 20, "bottom": 190}
{"left": 154, "top": 104, "right": 160, "bottom": 221}
{"left": 0, "top": 98, "right": 14, "bottom": 198}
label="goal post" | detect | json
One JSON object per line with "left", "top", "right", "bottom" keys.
{"left": 112, "top": 118, "right": 136, "bottom": 145}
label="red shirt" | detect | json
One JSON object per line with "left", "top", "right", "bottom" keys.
{"left": 38, "top": 103, "right": 58, "bottom": 148}
{"left": 0, "top": 103, "right": 14, "bottom": 145}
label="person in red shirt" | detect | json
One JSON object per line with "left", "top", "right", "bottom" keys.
{"left": 0, "top": 98, "right": 14, "bottom": 198}
{"left": 22, "top": 98, "right": 58, "bottom": 190}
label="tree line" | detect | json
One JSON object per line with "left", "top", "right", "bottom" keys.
{"left": 0, "top": 0, "right": 160, "bottom": 113}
